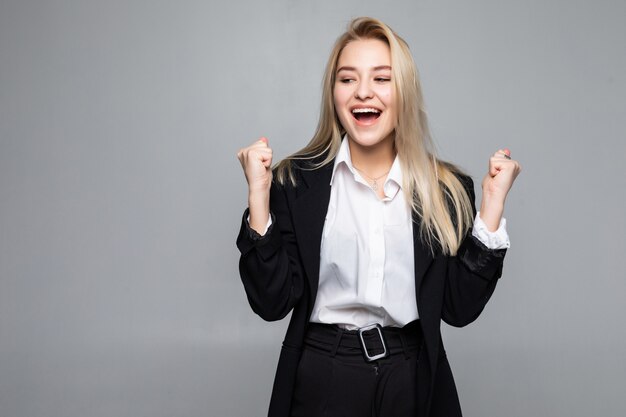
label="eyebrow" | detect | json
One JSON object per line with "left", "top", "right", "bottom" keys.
{"left": 337, "top": 65, "right": 392, "bottom": 72}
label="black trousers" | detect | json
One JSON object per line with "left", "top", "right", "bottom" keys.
{"left": 290, "top": 321, "right": 423, "bottom": 417}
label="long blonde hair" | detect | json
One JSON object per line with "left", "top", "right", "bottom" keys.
{"left": 275, "top": 17, "right": 474, "bottom": 255}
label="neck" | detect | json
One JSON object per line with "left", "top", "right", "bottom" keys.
{"left": 347, "top": 134, "right": 396, "bottom": 176}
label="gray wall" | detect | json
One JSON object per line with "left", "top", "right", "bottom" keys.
{"left": 1, "top": 1, "right": 624, "bottom": 416}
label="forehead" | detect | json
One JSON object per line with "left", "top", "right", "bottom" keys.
{"left": 337, "top": 39, "right": 391, "bottom": 68}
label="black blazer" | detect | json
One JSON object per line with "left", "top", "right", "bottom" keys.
{"left": 237, "top": 160, "right": 506, "bottom": 417}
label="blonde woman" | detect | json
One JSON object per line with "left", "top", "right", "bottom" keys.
{"left": 236, "top": 17, "right": 521, "bottom": 417}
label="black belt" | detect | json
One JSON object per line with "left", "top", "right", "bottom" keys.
{"left": 305, "top": 320, "right": 423, "bottom": 362}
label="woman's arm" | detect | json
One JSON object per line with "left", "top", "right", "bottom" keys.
{"left": 237, "top": 137, "right": 273, "bottom": 234}
{"left": 442, "top": 150, "right": 521, "bottom": 326}
{"left": 236, "top": 138, "right": 305, "bottom": 321}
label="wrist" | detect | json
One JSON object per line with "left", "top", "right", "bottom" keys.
{"left": 248, "top": 180, "right": 271, "bottom": 195}
{"left": 248, "top": 192, "right": 270, "bottom": 234}
{"left": 479, "top": 198, "right": 504, "bottom": 232}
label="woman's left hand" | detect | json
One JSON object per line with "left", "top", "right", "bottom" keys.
{"left": 479, "top": 149, "right": 522, "bottom": 231}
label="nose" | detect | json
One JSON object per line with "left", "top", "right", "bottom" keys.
{"left": 354, "top": 80, "right": 374, "bottom": 100}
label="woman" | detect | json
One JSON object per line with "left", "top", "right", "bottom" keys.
{"left": 236, "top": 17, "right": 521, "bottom": 417}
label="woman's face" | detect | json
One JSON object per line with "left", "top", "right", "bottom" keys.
{"left": 333, "top": 39, "right": 396, "bottom": 150}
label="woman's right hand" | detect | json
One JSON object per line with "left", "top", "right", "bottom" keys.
{"left": 237, "top": 137, "right": 273, "bottom": 234}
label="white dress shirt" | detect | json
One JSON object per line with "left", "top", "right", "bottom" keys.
{"left": 308, "top": 139, "right": 509, "bottom": 330}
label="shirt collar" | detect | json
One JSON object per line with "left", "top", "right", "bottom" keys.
{"left": 330, "top": 137, "right": 403, "bottom": 199}
{"left": 329, "top": 137, "right": 354, "bottom": 185}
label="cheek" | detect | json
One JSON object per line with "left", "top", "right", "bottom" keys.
{"left": 378, "top": 87, "right": 393, "bottom": 105}
{"left": 333, "top": 87, "right": 352, "bottom": 124}
{"left": 333, "top": 86, "right": 350, "bottom": 107}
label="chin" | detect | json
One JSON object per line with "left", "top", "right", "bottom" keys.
{"left": 346, "top": 130, "right": 394, "bottom": 148}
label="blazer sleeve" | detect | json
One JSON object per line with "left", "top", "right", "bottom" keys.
{"left": 236, "top": 178, "right": 306, "bottom": 322}
{"left": 441, "top": 174, "right": 507, "bottom": 327}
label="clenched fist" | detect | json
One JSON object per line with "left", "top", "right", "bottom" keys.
{"left": 237, "top": 137, "right": 274, "bottom": 194}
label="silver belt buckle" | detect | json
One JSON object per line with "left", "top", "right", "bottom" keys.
{"left": 358, "top": 323, "right": 389, "bottom": 362}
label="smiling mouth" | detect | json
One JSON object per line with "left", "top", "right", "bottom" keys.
{"left": 352, "top": 108, "right": 381, "bottom": 123}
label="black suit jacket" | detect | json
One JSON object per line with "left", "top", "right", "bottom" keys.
{"left": 237, "top": 160, "right": 506, "bottom": 417}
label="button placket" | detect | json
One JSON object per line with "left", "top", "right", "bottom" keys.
{"left": 365, "top": 198, "right": 385, "bottom": 305}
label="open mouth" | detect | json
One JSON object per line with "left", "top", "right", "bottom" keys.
{"left": 351, "top": 108, "right": 381, "bottom": 123}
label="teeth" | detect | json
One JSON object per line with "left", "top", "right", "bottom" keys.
{"left": 352, "top": 108, "right": 380, "bottom": 114}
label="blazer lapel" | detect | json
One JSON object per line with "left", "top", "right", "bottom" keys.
{"left": 412, "top": 213, "right": 438, "bottom": 399}
{"left": 412, "top": 213, "right": 435, "bottom": 293}
{"left": 291, "top": 164, "right": 333, "bottom": 304}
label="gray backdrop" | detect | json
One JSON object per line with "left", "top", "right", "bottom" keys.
{"left": 1, "top": 1, "right": 625, "bottom": 416}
